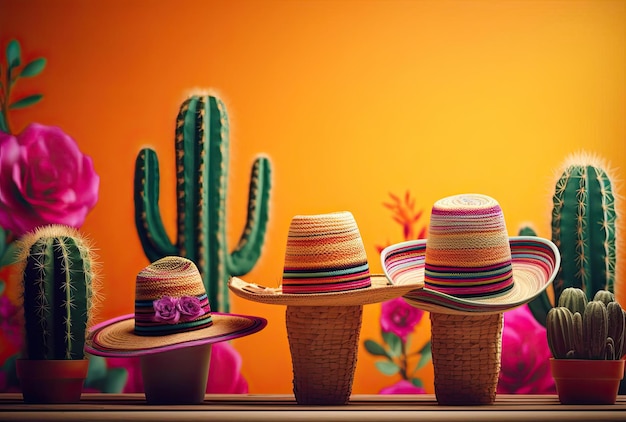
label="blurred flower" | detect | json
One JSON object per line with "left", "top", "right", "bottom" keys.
{"left": 379, "top": 380, "right": 426, "bottom": 394}
{"left": 0, "top": 123, "right": 99, "bottom": 237}
{"left": 380, "top": 297, "right": 424, "bottom": 342}
{"left": 497, "top": 304, "right": 555, "bottom": 394}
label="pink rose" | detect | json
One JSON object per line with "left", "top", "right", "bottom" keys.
{"left": 497, "top": 304, "right": 556, "bottom": 394}
{"left": 0, "top": 123, "right": 99, "bottom": 236}
{"left": 380, "top": 297, "right": 424, "bottom": 341}
{"left": 153, "top": 296, "right": 180, "bottom": 323}
{"left": 379, "top": 380, "right": 426, "bottom": 394}
{"left": 176, "top": 296, "right": 205, "bottom": 319}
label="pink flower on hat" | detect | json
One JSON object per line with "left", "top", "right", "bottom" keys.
{"left": 153, "top": 296, "right": 180, "bottom": 323}
{"left": 177, "top": 296, "right": 206, "bottom": 319}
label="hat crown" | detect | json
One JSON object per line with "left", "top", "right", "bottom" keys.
{"left": 282, "top": 211, "right": 372, "bottom": 294}
{"left": 134, "top": 256, "right": 213, "bottom": 336}
{"left": 424, "top": 194, "right": 514, "bottom": 298}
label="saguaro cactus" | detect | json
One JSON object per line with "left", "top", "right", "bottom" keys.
{"left": 134, "top": 94, "right": 271, "bottom": 312}
{"left": 18, "top": 225, "right": 98, "bottom": 360}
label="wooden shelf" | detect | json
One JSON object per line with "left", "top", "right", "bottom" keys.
{"left": 1, "top": 393, "right": 625, "bottom": 421}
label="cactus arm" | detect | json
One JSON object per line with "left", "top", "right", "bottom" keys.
{"left": 134, "top": 148, "right": 178, "bottom": 260}
{"left": 607, "top": 301, "right": 625, "bottom": 359}
{"left": 547, "top": 307, "right": 575, "bottom": 359}
{"left": 591, "top": 166, "right": 616, "bottom": 293}
{"left": 583, "top": 301, "right": 608, "bottom": 359}
{"left": 22, "top": 237, "right": 54, "bottom": 360}
{"left": 558, "top": 287, "right": 588, "bottom": 315}
{"left": 60, "top": 237, "right": 90, "bottom": 360}
{"left": 228, "top": 156, "right": 271, "bottom": 274}
{"left": 572, "top": 311, "right": 583, "bottom": 358}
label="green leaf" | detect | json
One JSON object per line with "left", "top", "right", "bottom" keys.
{"left": 416, "top": 342, "right": 432, "bottom": 370}
{"left": 382, "top": 331, "right": 402, "bottom": 358}
{"left": 6, "top": 40, "right": 21, "bottom": 70}
{"left": 20, "top": 57, "right": 46, "bottom": 77}
{"left": 375, "top": 360, "right": 400, "bottom": 376}
{"left": 0, "top": 242, "right": 19, "bottom": 267}
{"left": 0, "top": 112, "right": 7, "bottom": 133}
{"left": 410, "top": 378, "right": 423, "bottom": 388}
{"left": 364, "top": 339, "right": 390, "bottom": 358}
{"left": 9, "top": 93, "right": 43, "bottom": 110}
{"left": 86, "top": 354, "right": 107, "bottom": 381}
{"left": 0, "top": 280, "right": 5, "bottom": 296}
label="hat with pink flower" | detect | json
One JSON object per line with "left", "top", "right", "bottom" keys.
{"left": 85, "top": 256, "right": 266, "bottom": 357}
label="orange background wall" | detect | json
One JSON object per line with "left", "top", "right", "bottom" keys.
{"left": 1, "top": 0, "right": 624, "bottom": 394}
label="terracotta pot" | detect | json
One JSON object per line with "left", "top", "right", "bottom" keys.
{"left": 16, "top": 359, "right": 89, "bottom": 404}
{"left": 140, "top": 343, "right": 212, "bottom": 404}
{"left": 550, "top": 358, "right": 625, "bottom": 405}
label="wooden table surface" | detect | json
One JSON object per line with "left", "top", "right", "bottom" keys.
{"left": 1, "top": 393, "right": 625, "bottom": 421}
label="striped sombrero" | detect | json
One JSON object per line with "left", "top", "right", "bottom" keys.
{"left": 381, "top": 194, "right": 560, "bottom": 315}
{"left": 229, "top": 211, "right": 424, "bottom": 307}
{"left": 85, "top": 256, "right": 266, "bottom": 357}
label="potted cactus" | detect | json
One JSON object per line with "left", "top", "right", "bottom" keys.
{"left": 547, "top": 287, "right": 625, "bottom": 404}
{"left": 14, "top": 225, "right": 99, "bottom": 403}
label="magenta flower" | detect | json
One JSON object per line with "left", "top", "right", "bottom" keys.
{"left": 497, "top": 304, "right": 555, "bottom": 394}
{"left": 176, "top": 296, "right": 205, "bottom": 319}
{"left": 380, "top": 297, "right": 424, "bottom": 341}
{"left": 0, "top": 123, "right": 99, "bottom": 236}
{"left": 379, "top": 380, "right": 426, "bottom": 394}
{"left": 153, "top": 296, "right": 180, "bottom": 323}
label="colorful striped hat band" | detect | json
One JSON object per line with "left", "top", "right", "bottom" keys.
{"left": 424, "top": 195, "right": 513, "bottom": 297}
{"left": 281, "top": 212, "right": 372, "bottom": 294}
{"left": 133, "top": 257, "right": 213, "bottom": 336}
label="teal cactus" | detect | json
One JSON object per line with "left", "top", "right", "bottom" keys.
{"left": 546, "top": 288, "right": 625, "bottom": 360}
{"left": 134, "top": 94, "right": 271, "bottom": 312}
{"left": 527, "top": 154, "right": 617, "bottom": 326}
{"left": 17, "top": 225, "right": 99, "bottom": 360}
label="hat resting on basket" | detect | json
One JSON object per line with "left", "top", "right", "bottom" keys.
{"left": 381, "top": 193, "right": 560, "bottom": 315}
{"left": 228, "top": 211, "right": 424, "bottom": 305}
{"left": 85, "top": 256, "right": 267, "bottom": 357}
{"left": 228, "top": 210, "right": 424, "bottom": 405}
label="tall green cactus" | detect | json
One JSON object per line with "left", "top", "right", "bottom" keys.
{"left": 527, "top": 155, "right": 617, "bottom": 326}
{"left": 18, "top": 225, "right": 98, "bottom": 360}
{"left": 134, "top": 94, "right": 271, "bottom": 312}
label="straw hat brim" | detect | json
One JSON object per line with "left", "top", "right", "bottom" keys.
{"left": 84, "top": 312, "right": 267, "bottom": 357}
{"left": 381, "top": 236, "right": 560, "bottom": 315}
{"left": 228, "top": 274, "right": 424, "bottom": 306}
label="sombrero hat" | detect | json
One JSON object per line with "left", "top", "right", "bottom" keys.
{"left": 229, "top": 211, "right": 424, "bottom": 306}
{"left": 228, "top": 211, "right": 423, "bottom": 405}
{"left": 85, "top": 256, "right": 266, "bottom": 358}
{"left": 381, "top": 193, "right": 560, "bottom": 315}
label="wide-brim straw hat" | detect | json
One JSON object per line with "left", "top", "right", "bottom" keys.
{"left": 86, "top": 256, "right": 266, "bottom": 358}
{"left": 229, "top": 211, "right": 423, "bottom": 405}
{"left": 229, "top": 211, "right": 424, "bottom": 306}
{"left": 381, "top": 194, "right": 560, "bottom": 315}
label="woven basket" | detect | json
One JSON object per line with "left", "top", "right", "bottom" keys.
{"left": 430, "top": 312, "right": 503, "bottom": 405}
{"left": 286, "top": 305, "right": 363, "bottom": 405}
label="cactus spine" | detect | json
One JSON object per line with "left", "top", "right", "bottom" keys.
{"left": 546, "top": 287, "right": 625, "bottom": 360}
{"left": 134, "top": 94, "right": 271, "bottom": 312}
{"left": 527, "top": 154, "right": 618, "bottom": 326}
{"left": 18, "top": 225, "right": 98, "bottom": 360}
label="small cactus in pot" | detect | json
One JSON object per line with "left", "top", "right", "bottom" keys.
{"left": 15, "top": 225, "right": 100, "bottom": 403}
{"left": 546, "top": 287, "right": 625, "bottom": 404}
